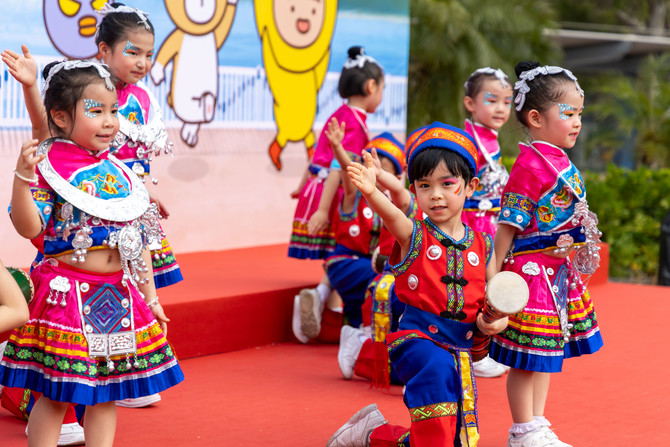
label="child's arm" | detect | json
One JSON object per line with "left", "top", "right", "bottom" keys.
{"left": 493, "top": 224, "right": 516, "bottom": 272}
{"left": 138, "top": 250, "right": 170, "bottom": 336}
{"left": 347, "top": 152, "right": 414, "bottom": 256}
{"left": 307, "top": 170, "right": 340, "bottom": 235}
{"left": 2, "top": 46, "right": 49, "bottom": 142}
{"left": 324, "top": 118, "right": 356, "bottom": 198}
{"left": 372, "top": 155, "right": 412, "bottom": 215}
{"left": 290, "top": 168, "right": 310, "bottom": 199}
{"left": 11, "top": 139, "right": 45, "bottom": 239}
{"left": 0, "top": 260, "right": 30, "bottom": 332}
{"left": 476, "top": 249, "right": 508, "bottom": 335}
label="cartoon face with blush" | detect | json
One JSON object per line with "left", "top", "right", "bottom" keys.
{"left": 43, "top": 0, "right": 107, "bottom": 59}
{"left": 272, "top": 0, "right": 325, "bottom": 48}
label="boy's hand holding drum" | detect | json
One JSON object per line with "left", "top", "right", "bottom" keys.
{"left": 472, "top": 271, "right": 530, "bottom": 359}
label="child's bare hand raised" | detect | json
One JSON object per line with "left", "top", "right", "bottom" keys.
{"left": 2, "top": 45, "right": 37, "bottom": 87}
{"left": 324, "top": 117, "right": 345, "bottom": 148}
{"left": 15, "top": 139, "right": 44, "bottom": 181}
{"left": 347, "top": 151, "right": 377, "bottom": 196}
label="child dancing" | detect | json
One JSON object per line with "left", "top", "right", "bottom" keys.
{"left": 489, "top": 61, "right": 603, "bottom": 447}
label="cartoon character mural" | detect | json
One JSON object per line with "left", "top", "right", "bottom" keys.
{"left": 43, "top": 0, "right": 107, "bottom": 59}
{"left": 150, "top": 0, "right": 238, "bottom": 147}
{"left": 254, "top": 0, "right": 338, "bottom": 171}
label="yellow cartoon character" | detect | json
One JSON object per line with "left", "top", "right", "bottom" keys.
{"left": 254, "top": 0, "right": 338, "bottom": 171}
{"left": 150, "top": 0, "right": 237, "bottom": 147}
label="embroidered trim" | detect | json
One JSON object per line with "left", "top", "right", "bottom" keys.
{"left": 409, "top": 402, "right": 458, "bottom": 422}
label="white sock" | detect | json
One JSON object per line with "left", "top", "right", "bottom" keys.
{"left": 509, "top": 421, "right": 540, "bottom": 436}
{"left": 534, "top": 416, "right": 551, "bottom": 427}
{"left": 316, "top": 283, "right": 331, "bottom": 303}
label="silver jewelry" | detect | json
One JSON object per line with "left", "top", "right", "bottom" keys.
{"left": 343, "top": 47, "right": 381, "bottom": 70}
{"left": 42, "top": 61, "right": 114, "bottom": 95}
{"left": 514, "top": 65, "right": 584, "bottom": 111}
{"left": 13, "top": 170, "right": 38, "bottom": 184}
{"left": 97, "top": 3, "right": 151, "bottom": 30}
{"left": 464, "top": 67, "right": 509, "bottom": 90}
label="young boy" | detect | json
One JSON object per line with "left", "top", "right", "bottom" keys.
{"left": 327, "top": 122, "right": 510, "bottom": 447}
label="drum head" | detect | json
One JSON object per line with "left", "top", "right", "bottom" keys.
{"left": 486, "top": 271, "right": 529, "bottom": 314}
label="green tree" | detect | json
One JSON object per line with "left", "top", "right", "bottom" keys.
{"left": 556, "top": 0, "right": 670, "bottom": 35}
{"left": 407, "top": 0, "right": 560, "bottom": 136}
{"left": 584, "top": 53, "right": 670, "bottom": 169}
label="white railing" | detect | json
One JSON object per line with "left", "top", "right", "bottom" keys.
{"left": 0, "top": 56, "right": 407, "bottom": 132}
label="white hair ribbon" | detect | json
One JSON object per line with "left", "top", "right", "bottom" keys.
{"left": 42, "top": 60, "right": 115, "bottom": 96}
{"left": 343, "top": 48, "right": 380, "bottom": 70}
{"left": 97, "top": 3, "right": 150, "bottom": 30}
{"left": 514, "top": 65, "right": 584, "bottom": 111}
{"left": 464, "top": 67, "right": 510, "bottom": 90}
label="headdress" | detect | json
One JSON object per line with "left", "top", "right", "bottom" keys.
{"left": 514, "top": 65, "right": 584, "bottom": 111}
{"left": 406, "top": 122, "right": 479, "bottom": 182}
{"left": 343, "top": 46, "right": 381, "bottom": 70}
{"left": 404, "top": 126, "right": 428, "bottom": 154}
{"left": 97, "top": 3, "right": 151, "bottom": 30}
{"left": 42, "top": 60, "right": 114, "bottom": 95}
{"left": 464, "top": 67, "right": 509, "bottom": 90}
{"left": 365, "top": 132, "right": 405, "bottom": 175}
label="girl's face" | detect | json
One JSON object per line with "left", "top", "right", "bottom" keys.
{"left": 464, "top": 78, "right": 513, "bottom": 130}
{"left": 64, "top": 82, "right": 120, "bottom": 152}
{"left": 365, "top": 78, "right": 384, "bottom": 114}
{"left": 530, "top": 86, "right": 584, "bottom": 149}
{"left": 411, "top": 160, "right": 477, "bottom": 229}
{"left": 99, "top": 28, "right": 155, "bottom": 85}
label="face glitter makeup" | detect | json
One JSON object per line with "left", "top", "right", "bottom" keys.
{"left": 558, "top": 103, "right": 577, "bottom": 120}
{"left": 83, "top": 99, "right": 103, "bottom": 118}
{"left": 122, "top": 40, "right": 138, "bottom": 57}
{"left": 484, "top": 92, "right": 495, "bottom": 106}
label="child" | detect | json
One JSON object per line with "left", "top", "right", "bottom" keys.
{"left": 489, "top": 61, "right": 603, "bottom": 447}
{"left": 327, "top": 122, "right": 510, "bottom": 447}
{"left": 0, "top": 262, "right": 30, "bottom": 333}
{"left": 0, "top": 60, "right": 183, "bottom": 446}
{"left": 324, "top": 122, "right": 410, "bottom": 333}
{"left": 462, "top": 67, "right": 514, "bottom": 379}
{"left": 289, "top": 46, "right": 384, "bottom": 342}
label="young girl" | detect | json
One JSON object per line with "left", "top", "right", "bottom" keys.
{"left": 489, "top": 61, "right": 603, "bottom": 447}
{"left": 0, "top": 61, "right": 183, "bottom": 447}
{"left": 327, "top": 122, "right": 510, "bottom": 447}
{"left": 462, "top": 67, "right": 513, "bottom": 236}
{"left": 462, "top": 67, "right": 514, "bottom": 379}
{"left": 289, "top": 46, "right": 384, "bottom": 342}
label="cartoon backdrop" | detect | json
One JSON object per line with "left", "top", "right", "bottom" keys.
{"left": 0, "top": 0, "right": 409, "bottom": 266}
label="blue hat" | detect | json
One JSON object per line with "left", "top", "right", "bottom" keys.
{"left": 365, "top": 132, "right": 405, "bottom": 175}
{"left": 405, "top": 121, "right": 479, "bottom": 182}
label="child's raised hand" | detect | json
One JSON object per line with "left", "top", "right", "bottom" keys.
{"left": 2, "top": 45, "right": 37, "bottom": 87}
{"left": 15, "top": 139, "right": 43, "bottom": 181}
{"left": 347, "top": 151, "right": 377, "bottom": 196}
{"left": 368, "top": 147, "right": 383, "bottom": 177}
{"left": 324, "top": 117, "right": 346, "bottom": 148}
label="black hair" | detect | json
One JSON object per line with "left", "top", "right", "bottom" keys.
{"left": 42, "top": 61, "right": 118, "bottom": 137}
{"left": 514, "top": 60, "right": 581, "bottom": 127}
{"left": 464, "top": 70, "right": 511, "bottom": 98}
{"left": 95, "top": 2, "right": 155, "bottom": 49}
{"left": 338, "top": 46, "right": 384, "bottom": 98}
{"left": 409, "top": 148, "right": 474, "bottom": 185}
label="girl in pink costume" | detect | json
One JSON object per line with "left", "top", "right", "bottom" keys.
{"left": 0, "top": 61, "right": 183, "bottom": 447}
{"left": 490, "top": 61, "right": 603, "bottom": 447}
{"left": 289, "top": 46, "right": 385, "bottom": 343}
{"left": 462, "top": 67, "right": 513, "bottom": 237}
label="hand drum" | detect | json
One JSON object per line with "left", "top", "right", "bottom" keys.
{"left": 483, "top": 271, "right": 529, "bottom": 323}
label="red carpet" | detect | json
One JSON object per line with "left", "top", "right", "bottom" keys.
{"left": 2, "top": 279, "right": 669, "bottom": 446}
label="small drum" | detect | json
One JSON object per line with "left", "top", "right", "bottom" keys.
{"left": 7, "top": 267, "right": 34, "bottom": 304}
{"left": 471, "top": 271, "right": 529, "bottom": 361}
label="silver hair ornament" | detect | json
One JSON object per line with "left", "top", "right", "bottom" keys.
{"left": 464, "top": 67, "right": 510, "bottom": 90}
{"left": 97, "top": 3, "right": 150, "bottom": 30}
{"left": 514, "top": 65, "right": 584, "bottom": 111}
{"left": 42, "top": 60, "right": 114, "bottom": 95}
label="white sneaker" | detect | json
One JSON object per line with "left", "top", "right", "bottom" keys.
{"left": 292, "top": 295, "right": 310, "bottom": 344}
{"left": 326, "top": 403, "right": 386, "bottom": 447}
{"left": 338, "top": 326, "right": 364, "bottom": 380}
{"left": 539, "top": 426, "right": 572, "bottom": 447}
{"left": 116, "top": 393, "right": 161, "bottom": 408}
{"left": 507, "top": 428, "right": 553, "bottom": 447}
{"left": 473, "top": 355, "right": 507, "bottom": 378}
{"left": 26, "top": 422, "right": 85, "bottom": 446}
{"left": 299, "top": 288, "right": 323, "bottom": 339}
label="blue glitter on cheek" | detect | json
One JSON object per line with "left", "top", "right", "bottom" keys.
{"left": 83, "top": 99, "right": 102, "bottom": 118}
{"left": 558, "top": 103, "right": 576, "bottom": 120}
{"left": 122, "top": 40, "right": 138, "bottom": 57}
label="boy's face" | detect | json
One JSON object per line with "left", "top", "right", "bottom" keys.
{"left": 411, "top": 160, "right": 477, "bottom": 227}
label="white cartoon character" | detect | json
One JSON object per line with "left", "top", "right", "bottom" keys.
{"left": 151, "top": 0, "right": 237, "bottom": 147}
